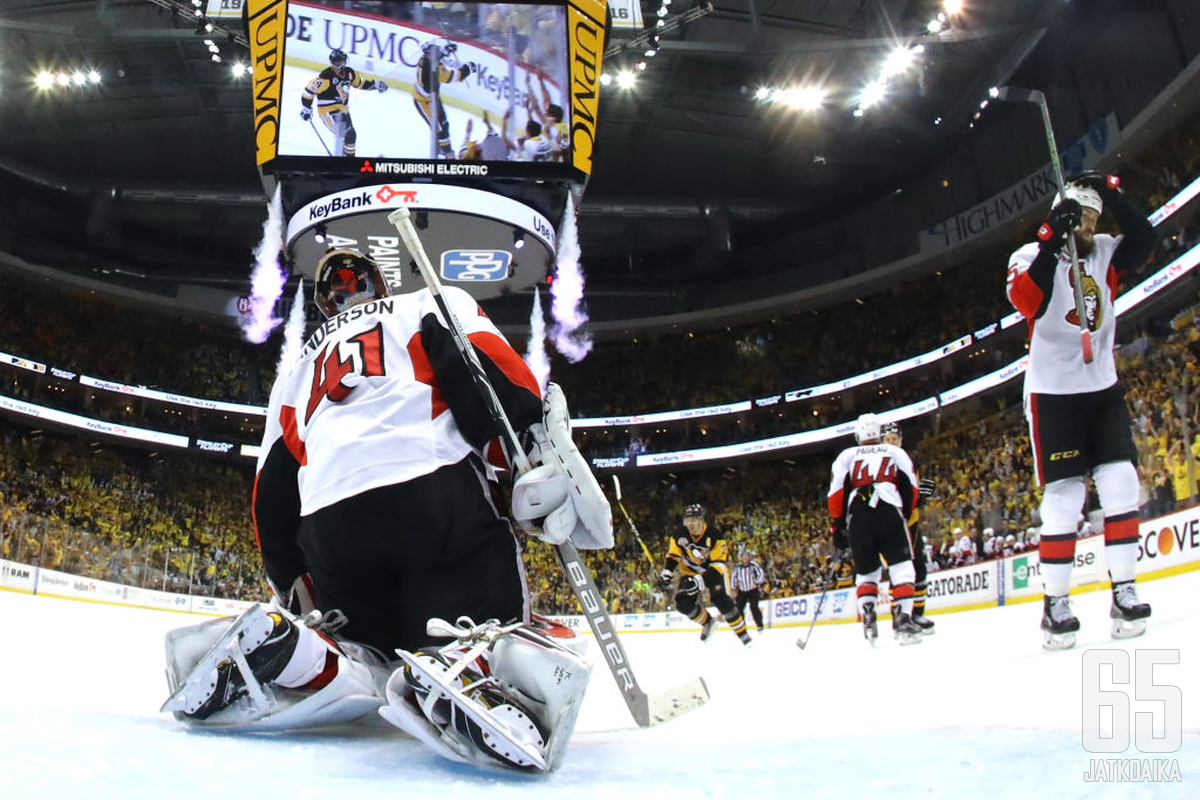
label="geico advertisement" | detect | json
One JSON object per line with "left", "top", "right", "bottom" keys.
{"left": 1138, "top": 507, "right": 1200, "bottom": 566}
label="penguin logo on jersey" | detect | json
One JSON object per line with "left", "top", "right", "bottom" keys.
{"left": 1065, "top": 268, "right": 1102, "bottom": 332}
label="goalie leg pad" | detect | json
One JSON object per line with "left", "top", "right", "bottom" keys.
{"left": 162, "top": 604, "right": 386, "bottom": 731}
{"left": 379, "top": 620, "right": 592, "bottom": 772}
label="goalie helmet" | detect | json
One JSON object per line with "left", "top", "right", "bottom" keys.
{"left": 1052, "top": 183, "right": 1103, "bottom": 216}
{"left": 314, "top": 249, "right": 390, "bottom": 318}
{"left": 854, "top": 413, "right": 881, "bottom": 444}
{"left": 329, "top": 48, "right": 348, "bottom": 67}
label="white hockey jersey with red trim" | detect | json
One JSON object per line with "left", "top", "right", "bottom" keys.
{"left": 1006, "top": 234, "right": 1122, "bottom": 395}
{"left": 257, "top": 286, "right": 528, "bottom": 516}
{"left": 827, "top": 443, "right": 918, "bottom": 520}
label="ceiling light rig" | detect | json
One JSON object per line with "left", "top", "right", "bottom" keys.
{"left": 144, "top": 0, "right": 250, "bottom": 68}
{"left": 33, "top": 68, "right": 104, "bottom": 92}
{"left": 601, "top": 1, "right": 713, "bottom": 89}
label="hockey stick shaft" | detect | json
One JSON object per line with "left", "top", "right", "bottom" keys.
{"left": 997, "top": 87, "right": 1094, "bottom": 363}
{"left": 307, "top": 114, "right": 333, "bottom": 156}
{"left": 612, "top": 476, "right": 657, "bottom": 571}
{"left": 795, "top": 588, "right": 828, "bottom": 650}
{"left": 387, "top": 207, "right": 668, "bottom": 728}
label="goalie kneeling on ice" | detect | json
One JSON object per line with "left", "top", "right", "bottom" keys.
{"left": 380, "top": 620, "right": 593, "bottom": 772}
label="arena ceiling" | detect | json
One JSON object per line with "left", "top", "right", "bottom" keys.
{"left": 0, "top": 0, "right": 1154, "bottom": 324}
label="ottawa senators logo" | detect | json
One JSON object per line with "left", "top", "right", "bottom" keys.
{"left": 1065, "top": 267, "right": 1102, "bottom": 332}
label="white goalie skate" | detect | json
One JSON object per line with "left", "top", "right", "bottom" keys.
{"left": 161, "top": 604, "right": 385, "bottom": 731}
{"left": 1110, "top": 581, "right": 1151, "bottom": 640}
{"left": 379, "top": 616, "right": 592, "bottom": 772}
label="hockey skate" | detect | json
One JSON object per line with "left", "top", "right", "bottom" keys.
{"left": 891, "top": 612, "right": 924, "bottom": 646}
{"left": 1110, "top": 581, "right": 1151, "bottom": 639}
{"left": 912, "top": 613, "right": 936, "bottom": 635}
{"left": 699, "top": 615, "right": 717, "bottom": 642}
{"left": 861, "top": 603, "right": 878, "bottom": 647}
{"left": 161, "top": 604, "right": 298, "bottom": 721}
{"left": 380, "top": 616, "right": 592, "bottom": 772}
{"left": 1041, "top": 594, "right": 1080, "bottom": 651}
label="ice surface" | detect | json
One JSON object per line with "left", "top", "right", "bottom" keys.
{"left": 2, "top": 573, "right": 1196, "bottom": 798}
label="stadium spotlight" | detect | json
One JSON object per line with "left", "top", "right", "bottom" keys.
{"left": 512, "top": 228, "right": 526, "bottom": 249}
{"left": 313, "top": 224, "right": 327, "bottom": 245}
{"left": 56, "top": 72, "right": 71, "bottom": 87}
{"left": 34, "top": 72, "right": 55, "bottom": 90}
{"left": 87, "top": 70, "right": 101, "bottom": 84}
{"left": 415, "top": 210, "right": 429, "bottom": 230}
{"left": 616, "top": 70, "right": 637, "bottom": 89}
{"left": 599, "top": 73, "right": 612, "bottom": 86}
{"left": 943, "top": 0, "right": 964, "bottom": 14}
{"left": 71, "top": 71, "right": 88, "bottom": 86}
{"left": 858, "top": 81, "right": 886, "bottom": 110}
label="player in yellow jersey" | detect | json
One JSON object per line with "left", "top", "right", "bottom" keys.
{"left": 299, "top": 48, "right": 389, "bottom": 157}
{"left": 657, "top": 503, "right": 751, "bottom": 645}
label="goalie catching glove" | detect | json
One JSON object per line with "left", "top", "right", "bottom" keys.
{"left": 511, "top": 383, "right": 613, "bottom": 549}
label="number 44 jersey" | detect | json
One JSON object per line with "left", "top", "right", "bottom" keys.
{"left": 827, "top": 443, "right": 919, "bottom": 521}
{"left": 258, "top": 285, "right": 540, "bottom": 517}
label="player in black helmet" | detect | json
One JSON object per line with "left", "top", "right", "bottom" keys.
{"left": 657, "top": 503, "right": 752, "bottom": 644}
{"left": 300, "top": 48, "right": 389, "bottom": 156}
{"left": 882, "top": 421, "right": 935, "bottom": 635}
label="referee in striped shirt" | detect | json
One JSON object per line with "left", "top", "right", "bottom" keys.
{"left": 731, "top": 548, "right": 766, "bottom": 632}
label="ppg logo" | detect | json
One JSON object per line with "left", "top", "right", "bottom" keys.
{"left": 441, "top": 250, "right": 510, "bottom": 282}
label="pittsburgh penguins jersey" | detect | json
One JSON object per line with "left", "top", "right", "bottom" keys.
{"left": 415, "top": 55, "right": 471, "bottom": 98}
{"left": 663, "top": 523, "right": 731, "bottom": 576}
{"left": 827, "top": 442, "right": 918, "bottom": 522}
{"left": 1006, "top": 233, "right": 1122, "bottom": 395}
{"left": 302, "top": 66, "right": 382, "bottom": 110}
{"left": 254, "top": 285, "right": 541, "bottom": 519}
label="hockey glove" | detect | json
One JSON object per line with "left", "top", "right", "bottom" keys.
{"left": 657, "top": 569, "right": 674, "bottom": 592}
{"left": 300, "top": 106, "right": 313, "bottom": 122}
{"left": 460, "top": 62, "right": 479, "bottom": 79}
{"left": 918, "top": 477, "right": 936, "bottom": 501}
{"left": 1071, "top": 170, "right": 1122, "bottom": 202}
{"left": 513, "top": 383, "right": 613, "bottom": 549}
{"left": 1036, "top": 198, "right": 1082, "bottom": 254}
{"left": 375, "top": 80, "right": 389, "bottom": 93}
{"left": 830, "top": 519, "right": 848, "bottom": 551}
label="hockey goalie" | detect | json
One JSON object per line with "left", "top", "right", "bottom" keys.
{"left": 161, "top": 250, "right": 612, "bottom": 771}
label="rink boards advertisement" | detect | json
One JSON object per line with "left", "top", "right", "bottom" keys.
{"left": 4, "top": 507, "right": 1198, "bottom": 626}
{"left": 247, "top": 0, "right": 606, "bottom": 177}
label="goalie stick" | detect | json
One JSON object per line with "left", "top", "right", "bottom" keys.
{"left": 386, "top": 207, "right": 708, "bottom": 728}
{"left": 994, "top": 86, "right": 1094, "bottom": 364}
{"left": 611, "top": 475, "right": 657, "bottom": 571}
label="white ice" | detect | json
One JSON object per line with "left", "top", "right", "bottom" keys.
{"left": 3, "top": 573, "right": 1197, "bottom": 799}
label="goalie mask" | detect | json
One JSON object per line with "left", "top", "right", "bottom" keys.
{"left": 314, "top": 249, "right": 391, "bottom": 318}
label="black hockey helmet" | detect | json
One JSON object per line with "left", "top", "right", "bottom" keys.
{"left": 314, "top": 249, "right": 391, "bottom": 318}
{"left": 683, "top": 503, "right": 706, "bottom": 520}
{"left": 329, "top": 48, "right": 348, "bottom": 67}
{"left": 881, "top": 421, "right": 901, "bottom": 440}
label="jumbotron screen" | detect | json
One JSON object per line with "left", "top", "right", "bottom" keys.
{"left": 247, "top": 0, "right": 606, "bottom": 179}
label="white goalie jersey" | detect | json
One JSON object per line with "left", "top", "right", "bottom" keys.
{"left": 258, "top": 285, "right": 538, "bottom": 516}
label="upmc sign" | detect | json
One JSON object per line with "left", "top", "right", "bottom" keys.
{"left": 1138, "top": 510, "right": 1200, "bottom": 565}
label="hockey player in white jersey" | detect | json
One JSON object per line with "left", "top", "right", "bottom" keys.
{"left": 1006, "top": 171, "right": 1156, "bottom": 649}
{"left": 827, "top": 413, "right": 923, "bottom": 645}
{"left": 161, "top": 249, "right": 612, "bottom": 771}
